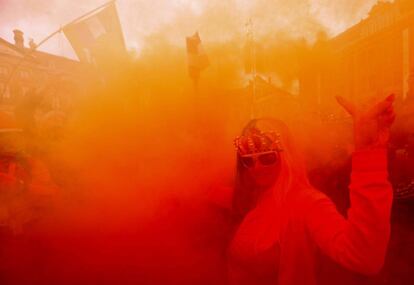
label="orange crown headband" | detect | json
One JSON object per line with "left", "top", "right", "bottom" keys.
{"left": 234, "top": 130, "right": 282, "bottom": 155}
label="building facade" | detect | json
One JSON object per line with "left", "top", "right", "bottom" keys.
{"left": 0, "top": 30, "right": 87, "bottom": 112}
{"left": 300, "top": 0, "right": 414, "bottom": 113}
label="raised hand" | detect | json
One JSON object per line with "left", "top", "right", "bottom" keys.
{"left": 336, "top": 95, "right": 396, "bottom": 151}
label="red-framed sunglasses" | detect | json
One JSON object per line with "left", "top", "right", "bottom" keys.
{"left": 239, "top": 151, "right": 280, "bottom": 168}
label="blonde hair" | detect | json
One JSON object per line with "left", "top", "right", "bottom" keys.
{"left": 231, "top": 118, "right": 313, "bottom": 253}
{"left": 233, "top": 118, "right": 311, "bottom": 219}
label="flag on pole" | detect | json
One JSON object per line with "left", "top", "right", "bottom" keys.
{"left": 63, "top": 1, "right": 126, "bottom": 64}
{"left": 186, "top": 32, "right": 209, "bottom": 80}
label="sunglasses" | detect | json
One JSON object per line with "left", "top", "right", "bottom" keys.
{"left": 240, "top": 151, "right": 279, "bottom": 168}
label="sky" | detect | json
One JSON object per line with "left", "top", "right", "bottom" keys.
{"left": 0, "top": 0, "right": 386, "bottom": 60}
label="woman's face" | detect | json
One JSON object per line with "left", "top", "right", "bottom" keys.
{"left": 240, "top": 151, "right": 281, "bottom": 189}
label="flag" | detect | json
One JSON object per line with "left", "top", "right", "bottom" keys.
{"left": 63, "top": 2, "right": 126, "bottom": 64}
{"left": 186, "top": 32, "right": 209, "bottom": 80}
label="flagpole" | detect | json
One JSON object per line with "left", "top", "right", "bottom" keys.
{"left": 62, "top": 0, "right": 117, "bottom": 32}
{"left": 251, "top": 19, "right": 257, "bottom": 120}
{"left": 245, "top": 18, "right": 257, "bottom": 120}
{"left": 1, "top": 0, "right": 116, "bottom": 98}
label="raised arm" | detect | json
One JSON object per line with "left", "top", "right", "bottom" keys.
{"left": 306, "top": 95, "right": 395, "bottom": 275}
{"left": 306, "top": 149, "right": 392, "bottom": 275}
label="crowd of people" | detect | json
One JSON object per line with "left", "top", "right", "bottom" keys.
{"left": 0, "top": 86, "right": 413, "bottom": 285}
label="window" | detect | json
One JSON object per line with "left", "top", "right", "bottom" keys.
{"left": 0, "top": 83, "right": 11, "bottom": 99}
{"left": 0, "top": 66, "right": 8, "bottom": 76}
{"left": 21, "top": 86, "right": 29, "bottom": 96}
{"left": 20, "top": 70, "right": 30, "bottom": 79}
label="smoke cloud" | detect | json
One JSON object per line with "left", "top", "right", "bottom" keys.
{"left": 0, "top": 0, "right": 385, "bottom": 58}
{"left": 0, "top": 1, "right": 399, "bottom": 285}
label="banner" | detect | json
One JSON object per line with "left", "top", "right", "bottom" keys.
{"left": 63, "top": 2, "right": 126, "bottom": 64}
{"left": 186, "top": 32, "right": 209, "bottom": 80}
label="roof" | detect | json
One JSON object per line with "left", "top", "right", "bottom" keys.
{"left": 329, "top": 0, "right": 411, "bottom": 51}
{"left": 0, "top": 36, "right": 80, "bottom": 69}
{"left": 0, "top": 37, "right": 25, "bottom": 58}
{"left": 249, "top": 75, "right": 294, "bottom": 99}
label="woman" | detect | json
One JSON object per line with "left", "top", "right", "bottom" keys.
{"left": 226, "top": 95, "right": 396, "bottom": 285}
